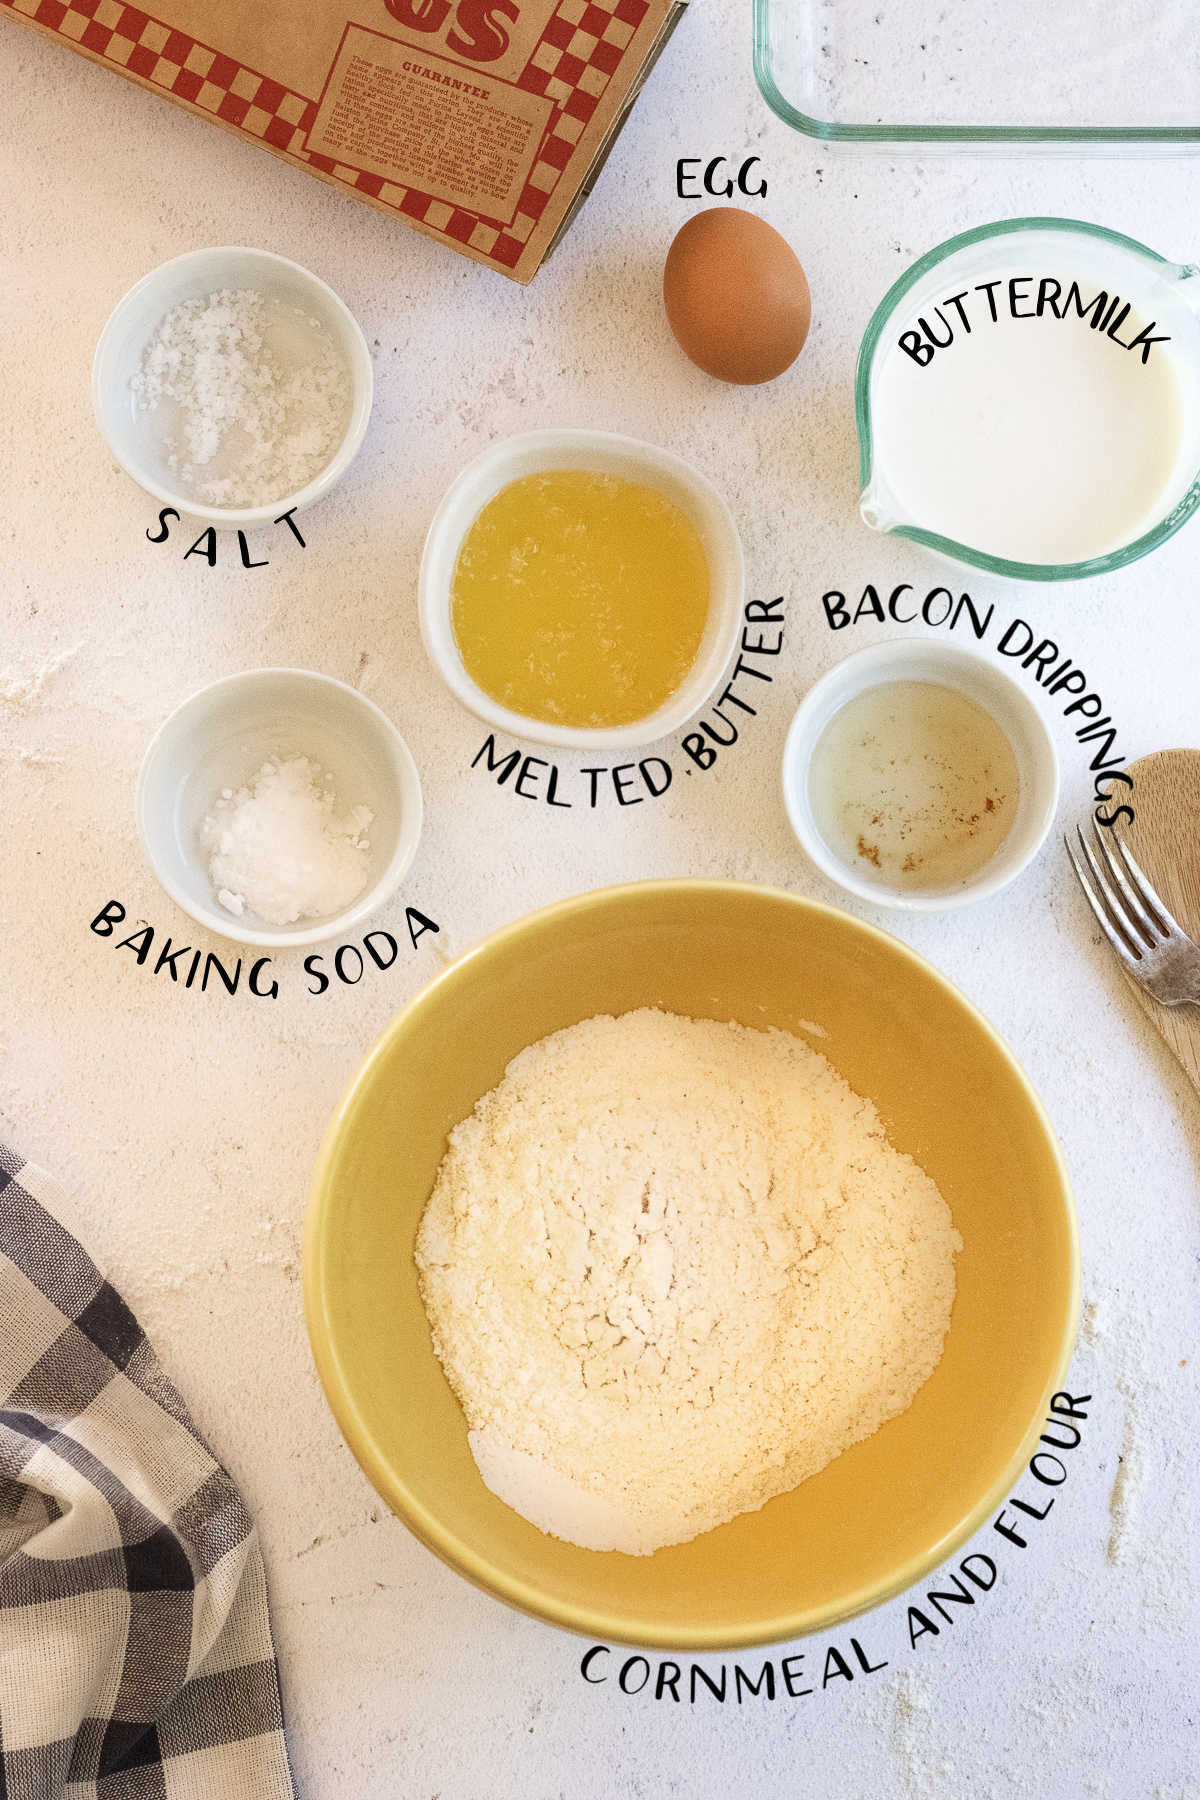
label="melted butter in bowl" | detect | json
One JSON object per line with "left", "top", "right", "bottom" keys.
{"left": 450, "top": 469, "right": 711, "bottom": 731}
{"left": 810, "top": 681, "right": 1021, "bottom": 893}
{"left": 420, "top": 429, "right": 745, "bottom": 754}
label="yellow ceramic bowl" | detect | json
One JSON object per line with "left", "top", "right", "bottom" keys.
{"left": 304, "top": 881, "right": 1078, "bottom": 1649}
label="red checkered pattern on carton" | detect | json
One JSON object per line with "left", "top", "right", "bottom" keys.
{"left": 3, "top": 0, "right": 651, "bottom": 269}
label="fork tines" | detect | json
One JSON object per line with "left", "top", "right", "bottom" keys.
{"left": 1065, "top": 820, "right": 1180, "bottom": 969}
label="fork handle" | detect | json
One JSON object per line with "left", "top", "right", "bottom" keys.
{"left": 1124, "top": 971, "right": 1200, "bottom": 1099}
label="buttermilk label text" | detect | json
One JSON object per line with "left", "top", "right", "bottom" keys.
{"left": 899, "top": 277, "right": 1169, "bottom": 369}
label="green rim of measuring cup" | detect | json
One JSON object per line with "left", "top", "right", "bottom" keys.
{"left": 854, "top": 217, "right": 1200, "bottom": 583}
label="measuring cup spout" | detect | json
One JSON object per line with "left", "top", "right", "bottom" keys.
{"left": 859, "top": 481, "right": 904, "bottom": 536}
{"left": 1167, "top": 263, "right": 1200, "bottom": 316}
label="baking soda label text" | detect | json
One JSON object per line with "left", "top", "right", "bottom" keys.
{"left": 469, "top": 596, "right": 785, "bottom": 807}
{"left": 88, "top": 900, "right": 439, "bottom": 998}
{"left": 145, "top": 506, "right": 308, "bottom": 568}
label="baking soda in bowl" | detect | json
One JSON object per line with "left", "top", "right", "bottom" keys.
{"left": 866, "top": 263, "right": 1191, "bottom": 567}
{"left": 200, "top": 754, "right": 373, "bottom": 928}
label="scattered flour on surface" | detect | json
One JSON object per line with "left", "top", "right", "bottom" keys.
{"left": 200, "top": 754, "right": 373, "bottom": 928}
{"left": 0, "top": 646, "right": 77, "bottom": 717}
{"left": 1079, "top": 1297, "right": 1142, "bottom": 1568}
{"left": 415, "top": 1007, "right": 961, "bottom": 1555}
{"left": 13, "top": 749, "right": 64, "bottom": 767}
{"left": 1079, "top": 1294, "right": 1194, "bottom": 1633}
{"left": 1082, "top": 1298, "right": 1151, "bottom": 1571}
{"left": 131, "top": 288, "right": 350, "bottom": 508}
{"left": 890, "top": 1671, "right": 948, "bottom": 1799}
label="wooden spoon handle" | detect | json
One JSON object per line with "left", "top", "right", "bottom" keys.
{"left": 1122, "top": 977, "right": 1200, "bottom": 1100}
{"left": 1118, "top": 749, "right": 1200, "bottom": 1101}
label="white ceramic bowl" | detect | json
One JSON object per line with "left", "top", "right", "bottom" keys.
{"left": 137, "top": 669, "right": 423, "bottom": 948}
{"left": 93, "top": 247, "right": 373, "bottom": 530}
{"left": 782, "top": 639, "right": 1059, "bottom": 912}
{"left": 418, "top": 428, "right": 745, "bottom": 752}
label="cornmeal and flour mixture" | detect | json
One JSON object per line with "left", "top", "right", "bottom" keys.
{"left": 416, "top": 1009, "right": 961, "bottom": 1556}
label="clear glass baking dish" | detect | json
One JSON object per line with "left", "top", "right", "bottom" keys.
{"left": 753, "top": 0, "right": 1200, "bottom": 149}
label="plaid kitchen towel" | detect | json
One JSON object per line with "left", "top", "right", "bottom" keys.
{"left": 0, "top": 1144, "right": 295, "bottom": 1800}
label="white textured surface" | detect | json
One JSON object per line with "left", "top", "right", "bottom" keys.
{"left": 1, "top": 5, "right": 1198, "bottom": 1795}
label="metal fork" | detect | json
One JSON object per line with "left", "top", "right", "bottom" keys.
{"left": 1065, "top": 821, "right": 1200, "bottom": 1007}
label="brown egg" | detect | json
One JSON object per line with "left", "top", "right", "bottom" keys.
{"left": 663, "top": 207, "right": 811, "bottom": 386}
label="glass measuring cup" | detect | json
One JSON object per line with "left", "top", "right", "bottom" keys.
{"left": 856, "top": 218, "right": 1200, "bottom": 581}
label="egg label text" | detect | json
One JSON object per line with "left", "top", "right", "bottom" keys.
{"left": 675, "top": 156, "right": 767, "bottom": 199}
